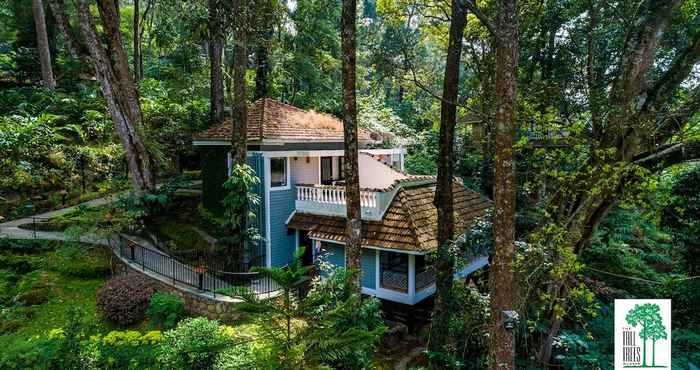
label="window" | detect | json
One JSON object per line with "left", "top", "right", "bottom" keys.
{"left": 414, "top": 255, "right": 435, "bottom": 291}
{"left": 270, "top": 157, "right": 288, "bottom": 188}
{"left": 338, "top": 156, "right": 344, "bottom": 180}
{"left": 380, "top": 251, "right": 408, "bottom": 293}
{"left": 391, "top": 153, "right": 401, "bottom": 170}
{"left": 321, "top": 157, "right": 333, "bottom": 185}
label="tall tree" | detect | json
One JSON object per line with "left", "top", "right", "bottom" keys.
{"left": 428, "top": 0, "right": 467, "bottom": 357}
{"left": 341, "top": 0, "right": 362, "bottom": 288}
{"left": 225, "top": 0, "right": 252, "bottom": 262}
{"left": 520, "top": 0, "right": 700, "bottom": 364}
{"left": 76, "top": 0, "right": 156, "bottom": 194}
{"left": 230, "top": 0, "right": 249, "bottom": 165}
{"left": 31, "top": 0, "right": 56, "bottom": 90}
{"left": 209, "top": 0, "right": 225, "bottom": 123}
{"left": 254, "top": 29, "right": 272, "bottom": 100}
{"left": 488, "top": 0, "right": 518, "bottom": 367}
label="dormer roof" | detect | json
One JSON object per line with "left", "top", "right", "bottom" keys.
{"left": 193, "top": 98, "right": 374, "bottom": 143}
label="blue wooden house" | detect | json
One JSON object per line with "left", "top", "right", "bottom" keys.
{"left": 194, "top": 98, "right": 491, "bottom": 305}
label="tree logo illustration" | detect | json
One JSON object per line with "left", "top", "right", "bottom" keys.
{"left": 625, "top": 303, "right": 668, "bottom": 368}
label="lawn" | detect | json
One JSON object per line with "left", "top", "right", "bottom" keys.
{"left": 0, "top": 271, "right": 108, "bottom": 347}
{"left": 0, "top": 239, "right": 141, "bottom": 358}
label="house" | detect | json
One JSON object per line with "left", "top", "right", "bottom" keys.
{"left": 193, "top": 98, "right": 492, "bottom": 305}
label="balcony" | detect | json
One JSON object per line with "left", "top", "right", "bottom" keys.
{"left": 295, "top": 184, "right": 394, "bottom": 221}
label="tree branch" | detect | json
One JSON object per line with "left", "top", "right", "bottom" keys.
{"left": 611, "top": 0, "right": 682, "bottom": 108}
{"left": 633, "top": 140, "right": 700, "bottom": 170}
{"left": 463, "top": 0, "right": 498, "bottom": 42}
{"left": 639, "top": 32, "right": 700, "bottom": 120}
{"left": 653, "top": 84, "right": 700, "bottom": 142}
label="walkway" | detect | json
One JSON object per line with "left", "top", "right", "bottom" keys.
{"left": 0, "top": 193, "right": 278, "bottom": 301}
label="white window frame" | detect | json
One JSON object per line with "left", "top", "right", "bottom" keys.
{"left": 268, "top": 156, "right": 291, "bottom": 191}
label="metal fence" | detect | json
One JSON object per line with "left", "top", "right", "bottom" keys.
{"left": 114, "top": 235, "right": 279, "bottom": 299}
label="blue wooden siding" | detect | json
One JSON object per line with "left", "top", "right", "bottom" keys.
{"left": 361, "top": 248, "right": 376, "bottom": 289}
{"left": 320, "top": 242, "right": 345, "bottom": 269}
{"left": 269, "top": 186, "right": 297, "bottom": 266}
{"left": 318, "top": 242, "right": 376, "bottom": 290}
{"left": 248, "top": 153, "right": 265, "bottom": 242}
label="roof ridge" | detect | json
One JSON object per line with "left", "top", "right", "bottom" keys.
{"left": 259, "top": 98, "right": 267, "bottom": 139}
{"left": 397, "top": 188, "right": 422, "bottom": 250}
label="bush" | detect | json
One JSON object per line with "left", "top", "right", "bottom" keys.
{"left": 96, "top": 274, "right": 155, "bottom": 326}
{"left": 158, "top": 317, "right": 233, "bottom": 370}
{"left": 15, "top": 288, "right": 49, "bottom": 306}
{"left": 49, "top": 243, "right": 111, "bottom": 278}
{"left": 214, "top": 342, "right": 256, "bottom": 370}
{"left": 0, "top": 269, "right": 16, "bottom": 305}
{"left": 146, "top": 292, "right": 185, "bottom": 329}
{"left": 0, "top": 239, "right": 56, "bottom": 254}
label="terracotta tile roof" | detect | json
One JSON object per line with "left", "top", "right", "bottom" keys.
{"left": 288, "top": 181, "right": 492, "bottom": 252}
{"left": 194, "top": 98, "right": 374, "bottom": 142}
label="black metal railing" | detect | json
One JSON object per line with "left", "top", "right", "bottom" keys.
{"left": 114, "top": 235, "right": 279, "bottom": 299}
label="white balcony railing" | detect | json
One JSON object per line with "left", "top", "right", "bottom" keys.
{"left": 295, "top": 185, "right": 386, "bottom": 220}
{"left": 296, "top": 186, "right": 379, "bottom": 207}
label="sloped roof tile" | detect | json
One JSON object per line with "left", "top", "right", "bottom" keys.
{"left": 194, "top": 98, "right": 373, "bottom": 142}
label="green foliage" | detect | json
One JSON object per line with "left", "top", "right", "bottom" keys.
{"left": 230, "top": 249, "right": 384, "bottom": 369}
{"left": 425, "top": 282, "right": 490, "bottom": 369}
{"left": 662, "top": 166, "right": 700, "bottom": 331}
{"left": 0, "top": 310, "right": 162, "bottom": 370}
{"left": 213, "top": 341, "right": 256, "bottom": 370}
{"left": 48, "top": 240, "right": 111, "bottom": 279}
{"left": 146, "top": 292, "right": 185, "bottom": 330}
{"left": 158, "top": 317, "right": 233, "bottom": 370}
{"left": 96, "top": 274, "right": 155, "bottom": 327}
{"left": 116, "top": 175, "right": 188, "bottom": 228}
{"left": 304, "top": 268, "right": 386, "bottom": 369}
{"left": 220, "top": 163, "right": 261, "bottom": 261}
{"left": 584, "top": 207, "right": 673, "bottom": 298}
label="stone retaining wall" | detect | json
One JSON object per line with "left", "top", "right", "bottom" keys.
{"left": 111, "top": 257, "right": 243, "bottom": 321}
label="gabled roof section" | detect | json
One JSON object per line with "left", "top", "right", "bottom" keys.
{"left": 288, "top": 180, "right": 492, "bottom": 252}
{"left": 194, "top": 98, "right": 374, "bottom": 143}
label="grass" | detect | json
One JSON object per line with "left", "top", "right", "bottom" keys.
{"left": 0, "top": 239, "right": 146, "bottom": 355}
{"left": 0, "top": 271, "right": 108, "bottom": 347}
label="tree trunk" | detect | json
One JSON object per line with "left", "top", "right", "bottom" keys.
{"left": 76, "top": 0, "right": 156, "bottom": 194}
{"left": 254, "top": 30, "right": 272, "bottom": 100}
{"left": 133, "top": 0, "right": 142, "bottom": 81}
{"left": 489, "top": 0, "right": 518, "bottom": 369}
{"left": 341, "top": 0, "right": 362, "bottom": 289}
{"left": 229, "top": 0, "right": 249, "bottom": 257}
{"left": 428, "top": 0, "right": 467, "bottom": 358}
{"left": 231, "top": 35, "right": 248, "bottom": 165}
{"left": 32, "top": 0, "right": 56, "bottom": 90}
{"left": 47, "top": 0, "right": 83, "bottom": 61}
{"left": 209, "top": 0, "right": 225, "bottom": 123}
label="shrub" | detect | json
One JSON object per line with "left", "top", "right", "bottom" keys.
{"left": 15, "top": 288, "right": 49, "bottom": 306}
{"left": 146, "top": 292, "right": 185, "bottom": 329}
{"left": 0, "top": 269, "right": 16, "bottom": 305}
{"left": 49, "top": 243, "right": 111, "bottom": 278}
{"left": 214, "top": 342, "right": 256, "bottom": 370}
{"left": 96, "top": 274, "right": 155, "bottom": 326}
{"left": 158, "top": 317, "right": 233, "bottom": 370}
{"left": 0, "top": 239, "right": 56, "bottom": 254}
